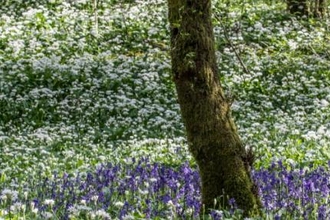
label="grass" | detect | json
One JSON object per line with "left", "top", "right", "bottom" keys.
{"left": 0, "top": 0, "right": 329, "bottom": 219}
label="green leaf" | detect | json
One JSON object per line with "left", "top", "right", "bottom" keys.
{"left": 0, "top": 172, "right": 6, "bottom": 183}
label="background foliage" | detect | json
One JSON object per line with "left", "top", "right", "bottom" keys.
{"left": 0, "top": 0, "right": 329, "bottom": 219}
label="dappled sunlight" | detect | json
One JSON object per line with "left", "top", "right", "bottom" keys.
{"left": 0, "top": 0, "right": 329, "bottom": 219}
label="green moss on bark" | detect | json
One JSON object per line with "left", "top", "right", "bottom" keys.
{"left": 167, "top": 0, "right": 261, "bottom": 216}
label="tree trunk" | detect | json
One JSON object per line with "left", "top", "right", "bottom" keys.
{"left": 287, "top": 0, "right": 309, "bottom": 17}
{"left": 287, "top": 0, "right": 328, "bottom": 18}
{"left": 167, "top": 0, "right": 261, "bottom": 216}
{"left": 312, "top": 0, "right": 327, "bottom": 17}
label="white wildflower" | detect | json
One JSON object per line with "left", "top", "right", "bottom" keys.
{"left": 320, "top": 99, "right": 329, "bottom": 107}
{"left": 114, "top": 201, "right": 124, "bottom": 208}
{"left": 122, "top": 214, "right": 135, "bottom": 220}
{"left": 138, "top": 188, "right": 149, "bottom": 195}
{"left": 91, "top": 195, "right": 98, "bottom": 201}
{"left": 288, "top": 39, "right": 298, "bottom": 50}
{"left": 254, "top": 22, "right": 263, "bottom": 30}
{"left": 42, "top": 211, "right": 53, "bottom": 219}
{"left": 44, "top": 199, "right": 55, "bottom": 206}
{"left": 95, "top": 209, "right": 110, "bottom": 219}
{"left": 1, "top": 189, "right": 18, "bottom": 201}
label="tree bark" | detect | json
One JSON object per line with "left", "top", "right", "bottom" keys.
{"left": 312, "top": 0, "right": 327, "bottom": 17}
{"left": 167, "top": 0, "right": 261, "bottom": 216}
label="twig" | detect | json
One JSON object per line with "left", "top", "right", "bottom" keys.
{"left": 214, "top": 14, "right": 251, "bottom": 76}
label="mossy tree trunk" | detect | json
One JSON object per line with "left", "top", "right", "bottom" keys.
{"left": 167, "top": 0, "right": 261, "bottom": 216}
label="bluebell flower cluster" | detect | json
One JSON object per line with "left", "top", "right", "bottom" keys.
{"left": 254, "top": 161, "right": 330, "bottom": 219}
{"left": 1, "top": 159, "right": 329, "bottom": 219}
